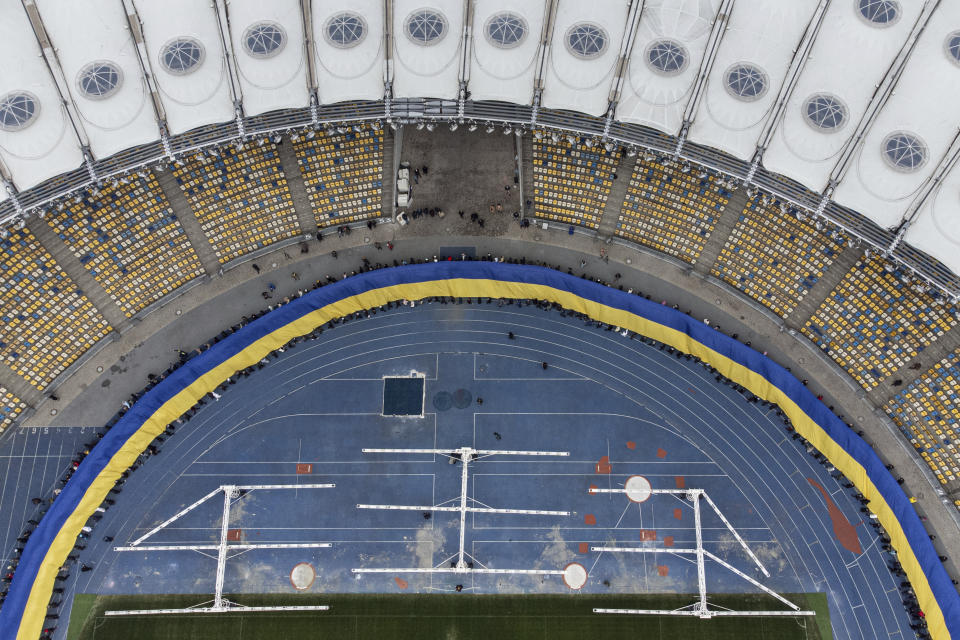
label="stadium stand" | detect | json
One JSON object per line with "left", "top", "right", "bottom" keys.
{"left": 291, "top": 125, "right": 385, "bottom": 227}
{"left": 802, "top": 256, "right": 959, "bottom": 389}
{"left": 532, "top": 132, "right": 620, "bottom": 229}
{"left": 46, "top": 173, "right": 205, "bottom": 317}
{"left": 172, "top": 143, "right": 301, "bottom": 263}
{"left": 0, "top": 386, "right": 26, "bottom": 433}
{"left": 885, "top": 350, "right": 960, "bottom": 490}
{"left": 615, "top": 157, "right": 730, "bottom": 263}
{"left": 0, "top": 225, "right": 111, "bottom": 390}
{"left": 711, "top": 194, "right": 847, "bottom": 318}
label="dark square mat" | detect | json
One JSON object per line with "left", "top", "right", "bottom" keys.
{"left": 382, "top": 376, "right": 425, "bottom": 416}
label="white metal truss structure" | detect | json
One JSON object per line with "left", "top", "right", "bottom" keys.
{"left": 589, "top": 478, "right": 815, "bottom": 619}
{"left": 351, "top": 447, "right": 584, "bottom": 586}
{"left": 107, "top": 483, "right": 334, "bottom": 616}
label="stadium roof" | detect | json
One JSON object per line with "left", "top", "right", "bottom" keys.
{"left": 0, "top": 0, "right": 958, "bottom": 280}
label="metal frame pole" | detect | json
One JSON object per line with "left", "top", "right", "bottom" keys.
{"left": 213, "top": 486, "right": 234, "bottom": 608}
{"left": 692, "top": 491, "right": 707, "bottom": 617}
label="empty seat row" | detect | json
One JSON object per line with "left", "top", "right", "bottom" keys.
{"left": 802, "top": 256, "right": 958, "bottom": 389}
{"left": 885, "top": 350, "right": 960, "bottom": 488}
{"left": 173, "top": 143, "right": 301, "bottom": 264}
{"left": 532, "top": 133, "right": 620, "bottom": 230}
{"left": 46, "top": 173, "right": 205, "bottom": 317}
{"left": 0, "top": 225, "right": 111, "bottom": 390}
{"left": 616, "top": 157, "right": 730, "bottom": 264}
{"left": 712, "top": 194, "right": 846, "bottom": 318}
{"left": 293, "top": 125, "right": 385, "bottom": 227}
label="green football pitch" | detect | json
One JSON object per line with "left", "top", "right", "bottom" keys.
{"left": 68, "top": 592, "right": 831, "bottom": 640}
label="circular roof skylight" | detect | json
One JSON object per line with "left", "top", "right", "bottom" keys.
{"left": 77, "top": 61, "right": 122, "bottom": 100}
{"left": 945, "top": 31, "right": 960, "bottom": 66}
{"left": 857, "top": 0, "right": 900, "bottom": 26}
{"left": 566, "top": 23, "right": 607, "bottom": 59}
{"left": 486, "top": 13, "right": 527, "bottom": 49}
{"left": 725, "top": 64, "right": 768, "bottom": 101}
{"left": 0, "top": 92, "right": 39, "bottom": 132}
{"left": 804, "top": 94, "right": 848, "bottom": 132}
{"left": 160, "top": 37, "right": 205, "bottom": 75}
{"left": 405, "top": 9, "right": 447, "bottom": 45}
{"left": 883, "top": 132, "right": 927, "bottom": 172}
{"left": 243, "top": 22, "right": 286, "bottom": 58}
{"left": 646, "top": 39, "right": 688, "bottom": 76}
{"left": 325, "top": 13, "right": 366, "bottom": 48}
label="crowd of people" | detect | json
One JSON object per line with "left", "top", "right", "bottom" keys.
{"left": 0, "top": 250, "right": 947, "bottom": 639}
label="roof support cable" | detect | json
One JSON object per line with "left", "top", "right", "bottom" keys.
{"left": 605, "top": 0, "right": 645, "bottom": 112}
{"left": 602, "top": 103, "right": 616, "bottom": 141}
{"left": 673, "top": 125, "right": 687, "bottom": 161}
{"left": 0, "top": 178, "right": 24, "bottom": 216}
{"left": 530, "top": 89, "right": 542, "bottom": 127}
{"left": 889, "top": 128, "right": 960, "bottom": 252}
{"left": 120, "top": 0, "right": 169, "bottom": 142}
{"left": 82, "top": 148, "right": 98, "bottom": 184}
{"left": 212, "top": 0, "right": 245, "bottom": 109}
{"left": 814, "top": 192, "right": 830, "bottom": 220}
{"left": 159, "top": 124, "right": 174, "bottom": 163}
{"left": 457, "top": 0, "right": 473, "bottom": 119}
{"left": 384, "top": 81, "right": 393, "bottom": 121}
{"left": 531, "top": 0, "right": 559, "bottom": 119}
{"left": 310, "top": 91, "right": 320, "bottom": 128}
{"left": 827, "top": 0, "right": 940, "bottom": 188}
{"left": 679, "top": 0, "right": 735, "bottom": 129}
{"left": 20, "top": 0, "right": 91, "bottom": 155}
{"left": 753, "top": 0, "right": 829, "bottom": 153}
{"left": 301, "top": 0, "right": 319, "bottom": 95}
{"left": 382, "top": 0, "right": 394, "bottom": 113}
{"left": 234, "top": 104, "right": 247, "bottom": 141}
{"left": 744, "top": 148, "right": 763, "bottom": 186}
{"left": 458, "top": 81, "right": 468, "bottom": 120}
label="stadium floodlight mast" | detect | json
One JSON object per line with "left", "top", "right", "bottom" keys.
{"left": 108, "top": 484, "right": 335, "bottom": 616}
{"left": 589, "top": 476, "right": 815, "bottom": 618}
{"left": 352, "top": 447, "right": 588, "bottom": 589}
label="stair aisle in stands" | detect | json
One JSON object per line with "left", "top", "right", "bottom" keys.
{"left": 277, "top": 138, "right": 319, "bottom": 238}
{"left": 26, "top": 218, "right": 128, "bottom": 332}
{"left": 596, "top": 153, "right": 634, "bottom": 239}
{"left": 382, "top": 127, "right": 397, "bottom": 220}
{"left": 693, "top": 186, "right": 750, "bottom": 275}
{"left": 0, "top": 363, "right": 41, "bottom": 410}
{"left": 154, "top": 169, "right": 220, "bottom": 276}
{"left": 521, "top": 133, "right": 534, "bottom": 220}
{"left": 872, "top": 325, "right": 960, "bottom": 407}
{"left": 786, "top": 243, "right": 864, "bottom": 331}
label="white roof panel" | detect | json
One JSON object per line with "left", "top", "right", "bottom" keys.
{"left": 34, "top": 0, "right": 160, "bottom": 160}
{"left": 617, "top": 0, "right": 722, "bottom": 134}
{"left": 392, "top": 0, "right": 464, "bottom": 101}
{"left": 0, "top": 1, "right": 84, "bottom": 190}
{"left": 132, "top": 0, "right": 235, "bottom": 135}
{"left": 467, "top": 0, "right": 544, "bottom": 105}
{"left": 687, "top": 0, "right": 818, "bottom": 162}
{"left": 763, "top": 0, "right": 924, "bottom": 193}
{"left": 832, "top": 3, "right": 960, "bottom": 230}
{"left": 903, "top": 164, "right": 960, "bottom": 278}
{"left": 541, "top": 0, "right": 629, "bottom": 117}
{"left": 228, "top": 0, "right": 310, "bottom": 116}
{"left": 312, "top": 0, "right": 385, "bottom": 104}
